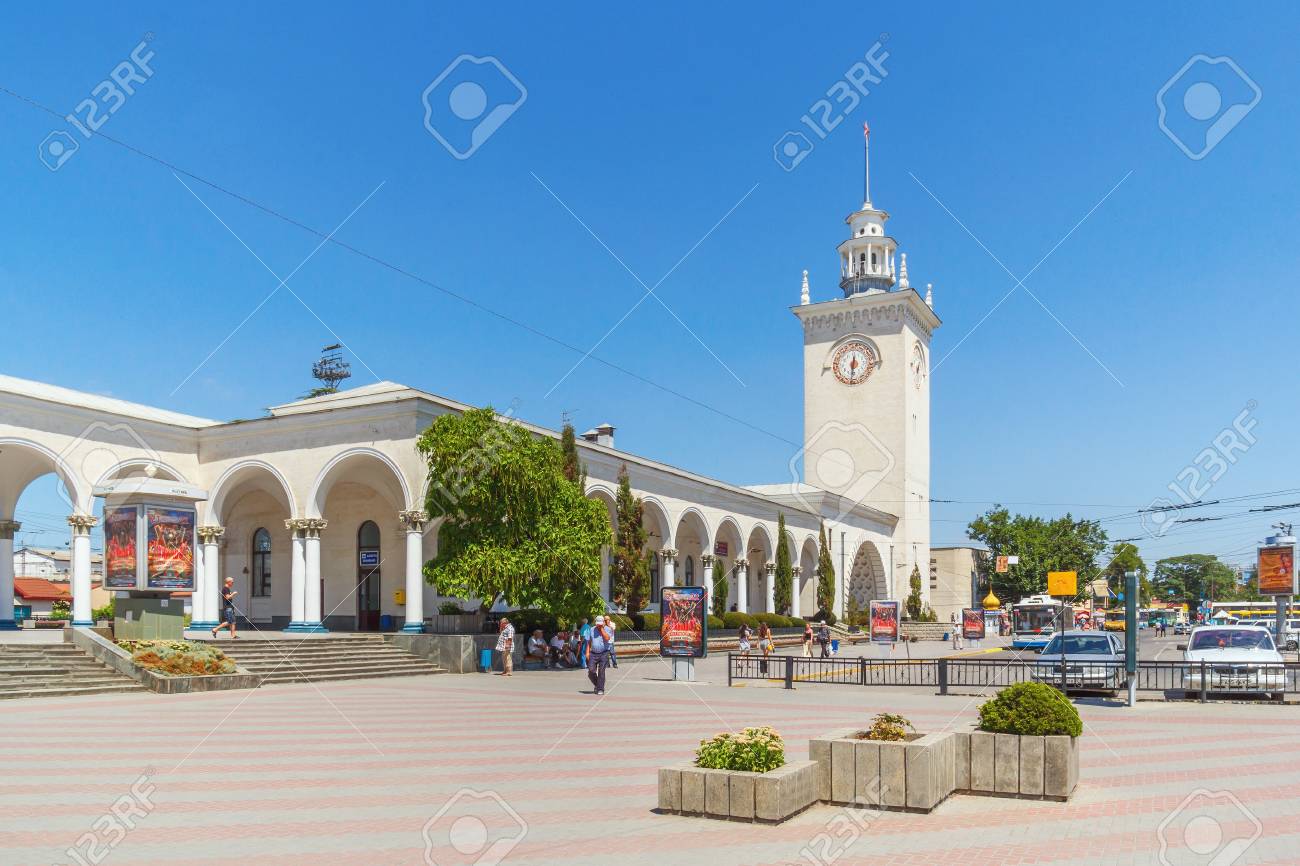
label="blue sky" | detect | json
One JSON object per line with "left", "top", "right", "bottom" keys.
{"left": 3, "top": 2, "right": 1297, "bottom": 568}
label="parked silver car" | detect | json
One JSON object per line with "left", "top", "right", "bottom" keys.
{"left": 1031, "top": 630, "right": 1125, "bottom": 694}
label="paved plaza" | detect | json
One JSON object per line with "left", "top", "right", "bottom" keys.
{"left": 4, "top": 649, "right": 1299, "bottom": 866}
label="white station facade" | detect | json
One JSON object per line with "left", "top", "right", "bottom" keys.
{"left": 0, "top": 140, "right": 940, "bottom": 633}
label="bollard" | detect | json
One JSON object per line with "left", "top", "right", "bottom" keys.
{"left": 938, "top": 658, "right": 949, "bottom": 695}
{"left": 1200, "top": 659, "right": 1208, "bottom": 703}
{"left": 784, "top": 654, "right": 794, "bottom": 690}
{"left": 727, "top": 652, "right": 732, "bottom": 688}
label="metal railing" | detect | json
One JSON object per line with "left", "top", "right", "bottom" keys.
{"left": 728, "top": 653, "right": 1300, "bottom": 702}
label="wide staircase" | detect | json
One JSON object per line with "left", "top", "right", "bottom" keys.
{"left": 207, "top": 634, "right": 445, "bottom": 685}
{"left": 0, "top": 643, "right": 146, "bottom": 700}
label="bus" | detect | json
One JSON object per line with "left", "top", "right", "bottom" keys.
{"left": 1103, "top": 610, "right": 1126, "bottom": 632}
{"left": 1207, "top": 601, "right": 1297, "bottom": 624}
{"left": 1011, "top": 595, "right": 1074, "bottom": 650}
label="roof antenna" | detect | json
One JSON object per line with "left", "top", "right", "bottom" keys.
{"left": 311, "top": 344, "right": 351, "bottom": 394}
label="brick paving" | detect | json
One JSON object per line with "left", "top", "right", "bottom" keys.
{"left": 3, "top": 649, "right": 1297, "bottom": 866}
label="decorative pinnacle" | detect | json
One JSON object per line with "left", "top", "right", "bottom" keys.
{"left": 925, "top": 283, "right": 933, "bottom": 308}
{"left": 800, "top": 269, "right": 810, "bottom": 305}
{"left": 898, "top": 253, "right": 909, "bottom": 290}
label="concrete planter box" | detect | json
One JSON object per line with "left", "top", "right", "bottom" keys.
{"left": 960, "top": 730, "right": 1079, "bottom": 800}
{"left": 810, "top": 728, "right": 958, "bottom": 813}
{"left": 658, "top": 761, "right": 817, "bottom": 823}
{"left": 68, "top": 627, "right": 262, "bottom": 694}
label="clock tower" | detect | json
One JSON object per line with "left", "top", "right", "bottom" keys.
{"left": 791, "top": 123, "right": 940, "bottom": 600}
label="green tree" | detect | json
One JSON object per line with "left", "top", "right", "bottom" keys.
{"left": 773, "top": 513, "right": 793, "bottom": 615}
{"left": 1101, "top": 542, "right": 1150, "bottom": 609}
{"left": 560, "top": 423, "right": 585, "bottom": 487}
{"left": 1153, "top": 554, "right": 1238, "bottom": 613}
{"left": 816, "top": 523, "right": 836, "bottom": 616}
{"left": 611, "top": 465, "right": 650, "bottom": 614}
{"left": 711, "top": 556, "right": 728, "bottom": 617}
{"left": 905, "top": 565, "right": 925, "bottom": 620}
{"left": 966, "top": 507, "right": 1108, "bottom": 602}
{"left": 418, "top": 407, "right": 611, "bottom": 625}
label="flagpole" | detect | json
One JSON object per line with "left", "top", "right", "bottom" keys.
{"left": 863, "top": 122, "right": 871, "bottom": 208}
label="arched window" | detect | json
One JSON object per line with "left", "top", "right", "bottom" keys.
{"left": 251, "top": 528, "right": 272, "bottom": 598}
{"left": 684, "top": 555, "right": 695, "bottom": 586}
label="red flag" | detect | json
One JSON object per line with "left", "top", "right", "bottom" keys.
{"left": 863, "top": 121, "right": 870, "bottom": 140}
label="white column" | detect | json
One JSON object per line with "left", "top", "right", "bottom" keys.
{"left": 661, "top": 548, "right": 677, "bottom": 588}
{"left": 701, "top": 554, "right": 715, "bottom": 608}
{"left": 68, "top": 515, "right": 97, "bottom": 627}
{"left": 0, "top": 520, "right": 19, "bottom": 629}
{"left": 765, "top": 562, "right": 776, "bottom": 613}
{"left": 301, "top": 519, "right": 327, "bottom": 632}
{"left": 400, "top": 511, "right": 427, "bottom": 633}
{"left": 194, "top": 526, "right": 224, "bottom": 629}
{"left": 791, "top": 566, "right": 802, "bottom": 619}
{"left": 285, "top": 519, "right": 306, "bottom": 630}
{"left": 734, "top": 560, "right": 748, "bottom": 613}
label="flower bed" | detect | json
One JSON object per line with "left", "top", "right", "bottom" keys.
{"left": 657, "top": 727, "right": 817, "bottom": 823}
{"left": 118, "top": 640, "right": 236, "bottom": 676}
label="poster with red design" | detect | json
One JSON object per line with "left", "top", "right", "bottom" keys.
{"left": 869, "top": 600, "right": 899, "bottom": 643}
{"left": 104, "top": 506, "right": 139, "bottom": 589}
{"left": 962, "top": 607, "right": 986, "bottom": 641}
{"left": 146, "top": 506, "right": 195, "bottom": 590}
{"left": 660, "top": 586, "right": 707, "bottom": 658}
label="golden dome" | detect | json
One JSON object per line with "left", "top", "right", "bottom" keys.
{"left": 982, "top": 589, "right": 1001, "bottom": 610}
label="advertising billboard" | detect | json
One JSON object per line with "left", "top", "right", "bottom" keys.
{"left": 660, "top": 585, "right": 707, "bottom": 658}
{"left": 869, "top": 599, "right": 899, "bottom": 643}
{"left": 103, "top": 506, "right": 139, "bottom": 589}
{"left": 962, "top": 607, "right": 986, "bottom": 641}
{"left": 145, "top": 506, "right": 196, "bottom": 590}
{"left": 1257, "top": 545, "right": 1296, "bottom": 596}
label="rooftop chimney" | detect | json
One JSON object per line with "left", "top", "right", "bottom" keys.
{"left": 581, "top": 423, "right": 615, "bottom": 449}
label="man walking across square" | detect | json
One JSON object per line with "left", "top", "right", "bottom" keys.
{"left": 587, "top": 617, "right": 612, "bottom": 695}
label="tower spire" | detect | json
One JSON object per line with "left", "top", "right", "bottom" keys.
{"left": 800, "top": 269, "right": 810, "bottom": 305}
{"left": 898, "top": 253, "right": 909, "bottom": 290}
{"left": 862, "top": 122, "right": 871, "bottom": 208}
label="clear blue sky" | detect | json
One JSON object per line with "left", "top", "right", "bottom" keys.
{"left": 3, "top": 2, "right": 1297, "bottom": 568}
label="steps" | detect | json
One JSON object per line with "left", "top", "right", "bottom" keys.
{"left": 0, "top": 643, "right": 146, "bottom": 699}
{"left": 201, "top": 635, "right": 445, "bottom": 685}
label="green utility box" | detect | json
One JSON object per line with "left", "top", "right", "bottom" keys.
{"left": 113, "top": 593, "right": 186, "bottom": 640}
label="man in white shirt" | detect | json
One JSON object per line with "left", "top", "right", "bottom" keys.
{"left": 526, "top": 629, "right": 549, "bottom": 667}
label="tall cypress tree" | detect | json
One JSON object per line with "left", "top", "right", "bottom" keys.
{"left": 774, "top": 513, "right": 793, "bottom": 615}
{"left": 816, "top": 522, "right": 836, "bottom": 619}
{"left": 560, "top": 423, "right": 585, "bottom": 488}
{"left": 711, "top": 556, "right": 728, "bottom": 617}
{"left": 611, "top": 464, "right": 649, "bottom": 615}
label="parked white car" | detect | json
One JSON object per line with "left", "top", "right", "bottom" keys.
{"left": 1181, "top": 625, "right": 1286, "bottom": 698}
{"left": 1031, "top": 630, "right": 1125, "bottom": 694}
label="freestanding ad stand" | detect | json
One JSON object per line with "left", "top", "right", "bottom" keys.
{"left": 661, "top": 586, "right": 707, "bottom": 681}
{"left": 94, "top": 477, "right": 207, "bottom": 640}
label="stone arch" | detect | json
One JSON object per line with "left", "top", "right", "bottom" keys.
{"left": 745, "top": 523, "right": 774, "bottom": 613}
{"left": 847, "top": 540, "right": 888, "bottom": 611}
{"left": 307, "top": 448, "right": 412, "bottom": 519}
{"left": 798, "top": 535, "right": 819, "bottom": 616}
{"left": 640, "top": 496, "right": 671, "bottom": 549}
{"left": 713, "top": 516, "right": 745, "bottom": 613}
{"left": 94, "top": 457, "right": 188, "bottom": 487}
{"left": 0, "top": 437, "right": 87, "bottom": 515}
{"left": 585, "top": 485, "right": 618, "bottom": 604}
{"left": 672, "top": 507, "right": 710, "bottom": 589}
{"left": 207, "top": 460, "right": 297, "bottom": 524}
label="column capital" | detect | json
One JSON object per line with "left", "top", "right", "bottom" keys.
{"left": 791, "top": 565, "right": 803, "bottom": 577}
{"left": 197, "top": 525, "right": 225, "bottom": 543}
{"left": 399, "top": 509, "right": 429, "bottom": 531}
{"left": 734, "top": 559, "right": 748, "bottom": 574}
{"left": 286, "top": 518, "right": 328, "bottom": 538}
{"left": 700, "top": 554, "right": 715, "bottom": 569}
{"left": 67, "top": 514, "right": 98, "bottom": 535}
{"left": 0, "top": 519, "right": 20, "bottom": 540}
{"left": 660, "top": 547, "right": 678, "bottom": 561}
{"left": 764, "top": 562, "right": 777, "bottom": 576}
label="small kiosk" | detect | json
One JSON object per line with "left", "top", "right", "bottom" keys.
{"left": 94, "top": 475, "right": 207, "bottom": 640}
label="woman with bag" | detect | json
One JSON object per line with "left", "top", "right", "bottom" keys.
{"left": 758, "top": 621, "right": 773, "bottom": 674}
{"left": 802, "top": 621, "right": 814, "bottom": 657}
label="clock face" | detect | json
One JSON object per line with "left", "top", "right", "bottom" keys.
{"left": 911, "top": 343, "right": 927, "bottom": 389}
{"left": 832, "top": 341, "right": 877, "bottom": 385}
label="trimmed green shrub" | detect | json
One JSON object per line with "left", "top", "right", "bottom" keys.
{"left": 92, "top": 600, "right": 115, "bottom": 622}
{"left": 119, "top": 640, "right": 235, "bottom": 676}
{"left": 640, "top": 613, "right": 661, "bottom": 631}
{"left": 811, "top": 609, "right": 837, "bottom": 626}
{"left": 861, "top": 712, "right": 915, "bottom": 741}
{"left": 788, "top": 617, "right": 805, "bottom": 627}
{"left": 722, "top": 612, "right": 759, "bottom": 630}
{"left": 754, "top": 613, "right": 789, "bottom": 628}
{"left": 707, "top": 615, "right": 726, "bottom": 630}
{"left": 695, "top": 726, "right": 785, "bottom": 773}
{"left": 608, "top": 613, "right": 635, "bottom": 632}
{"left": 977, "top": 682, "right": 1083, "bottom": 737}
{"left": 50, "top": 600, "right": 71, "bottom": 621}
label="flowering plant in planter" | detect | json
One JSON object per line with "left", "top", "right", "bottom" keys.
{"left": 859, "top": 712, "right": 916, "bottom": 741}
{"left": 695, "top": 726, "right": 785, "bottom": 773}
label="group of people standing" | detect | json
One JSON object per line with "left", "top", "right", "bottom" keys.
{"left": 736, "top": 619, "right": 834, "bottom": 670}
{"left": 494, "top": 614, "right": 619, "bottom": 695}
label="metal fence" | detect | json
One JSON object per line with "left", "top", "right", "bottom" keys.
{"left": 728, "top": 652, "right": 1300, "bottom": 702}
